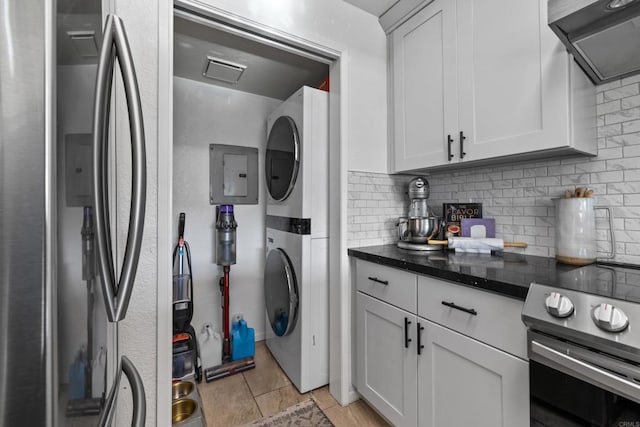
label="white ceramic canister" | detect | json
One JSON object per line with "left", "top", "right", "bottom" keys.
{"left": 554, "top": 198, "right": 615, "bottom": 265}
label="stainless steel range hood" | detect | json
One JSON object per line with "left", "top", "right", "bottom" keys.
{"left": 549, "top": 0, "right": 640, "bottom": 83}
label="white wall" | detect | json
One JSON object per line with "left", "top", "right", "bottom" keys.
{"left": 173, "top": 77, "right": 281, "bottom": 344}
{"left": 113, "top": 1, "right": 160, "bottom": 424}
{"left": 190, "top": 0, "right": 389, "bottom": 173}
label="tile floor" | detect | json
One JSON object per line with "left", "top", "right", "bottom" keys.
{"left": 197, "top": 341, "right": 390, "bottom": 427}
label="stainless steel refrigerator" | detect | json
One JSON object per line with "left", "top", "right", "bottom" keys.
{"left": 1, "top": 0, "right": 146, "bottom": 425}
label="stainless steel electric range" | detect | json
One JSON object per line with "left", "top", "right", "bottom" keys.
{"left": 522, "top": 263, "right": 640, "bottom": 427}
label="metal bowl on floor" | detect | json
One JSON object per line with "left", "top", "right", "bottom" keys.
{"left": 172, "top": 398, "right": 198, "bottom": 424}
{"left": 171, "top": 380, "right": 194, "bottom": 400}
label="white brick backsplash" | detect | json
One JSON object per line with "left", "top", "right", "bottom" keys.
{"left": 503, "top": 188, "right": 524, "bottom": 198}
{"left": 348, "top": 78, "right": 640, "bottom": 262}
{"left": 591, "top": 171, "right": 624, "bottom": 183}
{"left": 604, "top": 84, "right": 639, "bottom": 101}
{"left": 624, "top": 145, "right": 640, "bottom": 157}
{"left": 597, "top": 99, "right": 621, "bottom": 116}
{"left": 535, "top": 176, "right": 562, "bottom": 186}
{"left": 627, "top": 243, "right": 640, "bottom": 255}
{"left": 604, "top": 107, "right": 640, "bottom": 125}
{"left": 514, "top": 216, "right": 535, "bottom": 226}
{"left": 599, "top": 123, "right": 623, "bottom": 137}
{"left": 548, "top": 164, "right": 576, "bottom": 175}
{"left": 561, "top": 174, "right": 590, "bottom": 185}
{"left": 625, "top": 194, "right": 640, "bottom": 205}
{"left": 606, "top": 157, "right": 640, "bottom": 170}
{"left": 574, "top": 160, "right": 605, "bottom": 173}
{"left": 622, "top": 120, "right": 640, "bottom": 134}
{"left": 597, "top": 80, "right": 621, "bottom": 92}
{"left": 608, "top": 133, "right": 640, "bottom": 145}
{"left": 597, "top": 147, "right": 623, "bottom": 160}
{"left": 626, "top": 219, "right": 640, "bottom": 230}
{"left": 622, "top": 75, "right": 640, "bottom": 86}
{"left": 609, "top": 182, "right": 640, "bottom": 193}
{"left": 625, "top": 170, "right": 640, "bottom": 181}
{"left": 503, "top": 170, "right": 524, "bottom": 179}
{"left": 622, "top": 95, "right": 640, "bottom": 110}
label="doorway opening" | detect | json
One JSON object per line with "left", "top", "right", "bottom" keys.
{"left": 163, "top": 3, "right": 348, "bottom": 424}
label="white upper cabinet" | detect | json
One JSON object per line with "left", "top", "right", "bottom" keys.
{"left": 390, "top": 0, "right": 596, "bottom": 173}
{"left": 391, "top": 0, "right": 457, "bottom": 170}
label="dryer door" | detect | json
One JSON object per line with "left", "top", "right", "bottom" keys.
{"left": 264, "top": 248, "right": 299, "bottom": 336}
{"left": 265, "top": 116, "right": 300, "bottom": 202}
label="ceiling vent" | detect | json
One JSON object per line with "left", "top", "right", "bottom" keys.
{"left": 67, "top": 31, "right": 98, "bottom": 57}
{"left": 202, "top": 56, "right": 247, "bottom": 84}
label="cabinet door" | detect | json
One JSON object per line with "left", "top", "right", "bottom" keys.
{"left": 356, "top": 292, "right": 417, "bottom": 426}
{"left": 417, "top": 319, "right": 529, "bottom": 427}
{"left": 456, "top": 0, "right": 570, "bottom": 161}
{"left": 391, "top": 0, "right": 458, "bottom": 171}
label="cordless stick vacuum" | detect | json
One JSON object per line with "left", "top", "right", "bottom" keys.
{"left": 205, "top": 205, "right": 255, "bottom": 382}
{"left": 67, "top": 206, "right": 104, "bottom": 416}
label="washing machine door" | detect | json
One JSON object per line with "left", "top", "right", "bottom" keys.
{"left": 264, "top": 248, "right": 299, "bottom": 336}
{"left": 266, "top": 116, "right": 300, "bottom": 202}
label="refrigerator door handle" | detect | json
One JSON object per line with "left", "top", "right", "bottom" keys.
{"left": 98, "top": 356, "right": 146, "bottom": 427}
{"left": 92, "top": 14, "right": 147, "bottom": 322}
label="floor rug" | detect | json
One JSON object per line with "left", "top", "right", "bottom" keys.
{"left": 244, "top": 399, "right": 334, "bottom": 427}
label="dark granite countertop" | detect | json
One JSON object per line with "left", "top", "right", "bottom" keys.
{"left": 348, "top": 245, "right": 640, "bottom": 302}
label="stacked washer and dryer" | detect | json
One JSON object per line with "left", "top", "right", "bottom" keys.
{"left": 263, "top": 86, "right": 329, "bottom": 393}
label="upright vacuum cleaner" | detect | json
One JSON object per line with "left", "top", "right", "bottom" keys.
{"left": 66, "top": 206, "right": 104, "bottom": 416}
{"left": 172, "top": 213, "right": 202, "bottom": 382}
{"left": 205, "top": 205, "right": 255, "bottom": 382}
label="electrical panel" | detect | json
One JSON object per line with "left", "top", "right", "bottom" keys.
{"left": 209, "top": 144, "right": 258, "bottom": 205}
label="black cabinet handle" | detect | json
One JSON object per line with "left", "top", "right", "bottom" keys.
{"left": 442, "top": 301, "right": 477, "bottom": 316}
{"left": 447, "top": 134, "right": 454, "bottom": 161}
{"left": 459, "top": 131, "right": 466, "bottom": 159}
{"left": 404, "top": 317, "right": 412, "bottom": 348}
{"left": 417, "top": 322, "right": 425, "bottom": 355}
{"left": 367, "top": 276, "right": 388, "bottom": 286}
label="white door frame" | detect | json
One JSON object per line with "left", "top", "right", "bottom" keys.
{"left": 157, "top": 4, "right": 354, "bottom": 424}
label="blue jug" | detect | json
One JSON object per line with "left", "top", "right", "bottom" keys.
{"left": 68, "top": 349, "right": 86, "bottom": 400}
{"left": 231, "top": 318, "right": 255, "bottom": 361}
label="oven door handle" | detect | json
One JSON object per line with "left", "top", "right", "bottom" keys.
{"left": 531, "top": 339, "right": 640, "bottom": 405}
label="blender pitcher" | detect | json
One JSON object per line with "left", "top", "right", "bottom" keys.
{"left": 554, "top": 198, "right": 615, "bottom": 265}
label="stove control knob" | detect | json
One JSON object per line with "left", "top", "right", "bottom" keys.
{"left": 592, "top": 303, "right": 629, "bottom": 333}
{"left": 545, "top": 292, "right": 574, "bottom": 318}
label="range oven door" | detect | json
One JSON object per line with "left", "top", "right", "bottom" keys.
{"left": 528, "top": 330, "right": 640, "bottom": 426}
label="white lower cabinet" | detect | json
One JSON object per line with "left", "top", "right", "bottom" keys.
{"left": 354, "top": 260, "right": 529, "bottom": 427}
{"left": 356, "top": 292, "right": 418, "bottom": 426}
{"left": 417, "top": 319, "right": 529, "bottom": 427}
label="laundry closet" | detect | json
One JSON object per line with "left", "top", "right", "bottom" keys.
{"left": 171, "top": 7, "right": 332, "bottom": 421}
